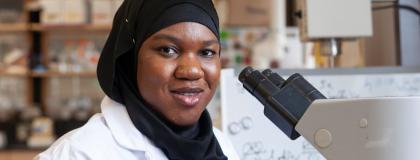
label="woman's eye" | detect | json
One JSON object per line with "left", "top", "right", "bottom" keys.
{"left": 159, "top": 47, "right": 178, "bottom": 57}
{"left": 201, "top": 49, "right": 217, "bottom": 57}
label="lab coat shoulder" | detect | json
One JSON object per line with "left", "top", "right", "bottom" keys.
{"left": 34, "top": 97, "right": 239, "bottom": 160}
{"left": 32, "top": 129, "right": 85, "bottom": 160}
{"left": 34, "top": 114, "right": 129, "bottom": 160}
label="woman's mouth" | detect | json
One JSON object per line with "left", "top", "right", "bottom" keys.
{"left": 170, "top": 87, "right": 204, "bottom": 107}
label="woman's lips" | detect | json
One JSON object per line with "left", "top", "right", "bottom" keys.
{"left": 170, "top": 87, "right": 204, "bottom": 107}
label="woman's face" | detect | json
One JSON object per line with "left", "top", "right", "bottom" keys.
{"left": 137, "top": 22, "right": 220, "bottom": 126}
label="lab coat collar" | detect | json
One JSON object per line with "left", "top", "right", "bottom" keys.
{"left": 101, "top": 96, "right": 148, "bottom": 151}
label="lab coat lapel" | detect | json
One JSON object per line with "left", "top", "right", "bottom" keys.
{"left": 101, "top": 97, "right": 148, "bottom": 151}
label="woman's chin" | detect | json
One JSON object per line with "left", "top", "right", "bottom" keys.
{"left": 167, "top": 99, "right": 209, "bottom": 126}
{"left": 166, "top": 111, "right": 203, "bottom": 126}
{"left": 172, "top": 116, "right": 200, "bottom": 126}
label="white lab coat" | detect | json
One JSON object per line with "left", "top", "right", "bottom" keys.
{"left": 34, "top": 96, "right": 240, "bottom": 160}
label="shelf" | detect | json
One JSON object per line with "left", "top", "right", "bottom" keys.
{"left": 31, "top": 71, "right": 97, "bottom": 78}
{"left": 0, "top": 23, "right": 112, "bottom": 32}
{"left": 0, "top": 23, "right": 28, "bottom": 32}
{"left": 0, "top": 70, "right": 29, "bottom": 77}
{"left": 30, "top": 24, "right": 112, "bottom": 32}
{"left": 0, "top": 149, "right": 41, "bottom": 160}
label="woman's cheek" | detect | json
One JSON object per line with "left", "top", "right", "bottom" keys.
{"left": 203, "top": 60, "right": 221, "bottom": 89}
{"left": 145, "top": 55, "right": 176, "bottom": 84}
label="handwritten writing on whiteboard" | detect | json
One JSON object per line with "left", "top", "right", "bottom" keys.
{"left": 309, "top": 74, "right": 420, "bottom": 99}
{"left": 221, "top": 69, "right": 420, "bottom": 160}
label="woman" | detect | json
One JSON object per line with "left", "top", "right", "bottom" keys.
{"left": 35, "top": 0, "right": 239, "bottom": 159}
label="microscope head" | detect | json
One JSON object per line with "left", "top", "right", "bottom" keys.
{"left": 239, "top": 67, "right": 326, "bottom": 140}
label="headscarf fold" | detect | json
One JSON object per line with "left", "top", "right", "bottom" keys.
{"left": 97, "top": 0, "right": 226, "bottom": 159}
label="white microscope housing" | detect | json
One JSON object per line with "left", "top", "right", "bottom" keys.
{"left": 296, "top": 97, "right": 420, "bottom": 160}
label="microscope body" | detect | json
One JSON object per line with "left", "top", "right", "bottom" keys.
{"left": 296, "top": 97, "right": 420, "bottom": 160}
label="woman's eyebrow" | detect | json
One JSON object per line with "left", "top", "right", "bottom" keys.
{"left": 152, "top": 34, "right": 181, "bottom": 44}
{"left": 203, "top": 40, "right": 219, "bottom": 47}
{"left": 152, "top": 34, "right": 219, "bottom": 46}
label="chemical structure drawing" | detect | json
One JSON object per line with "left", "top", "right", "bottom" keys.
{"left": 228, "top": 116, "right": 253, "bottom": 135}
{"left": 241, "top": 141, "right": 324, "bottom": 160}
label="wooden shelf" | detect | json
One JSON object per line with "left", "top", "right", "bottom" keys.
{"left": 0, "top": 149, "right": 41, "bottom": 160}
{"left": 0, "top": 23, "right": 28, "bottom": 32}
{"left": 0, "top": 70, "right": 29, "bottom": 77}
{"left": 0, "top": 23, "right": 112, "bottom": 32}
{"left": 31, "top": 71, "right": 97, "bottom": 78}
{"left": 30, "top": 24, "right": 112, "bottom": 32}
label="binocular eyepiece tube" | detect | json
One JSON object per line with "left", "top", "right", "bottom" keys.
{"left": 239, "top": 66, "right": 326, "bottom": 140}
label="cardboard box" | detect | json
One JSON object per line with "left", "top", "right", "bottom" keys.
{"left": 226, "top": 0, "right": 272, "bottom": 26}
{"left": 63, "top": 0, "right": 87, "bottom": 24}
{"left": 40, "top": 0, "right": 64, "bottom": 24}
{"left": 91, "top": 0, "right": 114, "bottom": 25}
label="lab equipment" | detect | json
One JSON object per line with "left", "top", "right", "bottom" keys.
{"left": 239, "top": 67, "right": 326, "bottom": 140}
{"left": 296, "top": 0, "right": 377, "bottom": 67}
{"left": 239, "top": 66, "right": 420, "bottom": 160}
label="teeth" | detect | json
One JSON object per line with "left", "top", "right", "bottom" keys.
{"left": 180, "top": 92, "right": 196, "bottom": 96}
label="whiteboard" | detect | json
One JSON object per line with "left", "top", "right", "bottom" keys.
{"left": 220, "top": 68, "right": 420, "bottom": 160}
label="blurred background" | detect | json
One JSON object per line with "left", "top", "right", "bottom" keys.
{"left": 0, "top": 0, "right": 419, "bottom": 159}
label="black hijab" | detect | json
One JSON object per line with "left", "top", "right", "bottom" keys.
{"left": 96, "top": 0, "right": 227, "bottom": 159}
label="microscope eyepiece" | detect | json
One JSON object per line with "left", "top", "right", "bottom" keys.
{"left": 238, "top": 67, "right": 254, "bottom": 84}
{"left": 238, "top": 67, "right": 326, "bottom": 140}
{"left": 239, "top": 67, "right": 280, "bottom": 106}
{"left": 286, "top": 73, "right": 326, "bottom": 101}
{"left": 262, "top": 69, "right": 286, "bottom": 88}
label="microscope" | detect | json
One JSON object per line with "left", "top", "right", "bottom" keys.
{"left": 239, "top": 67, "right": 420, "bottom": 160}
{"left": 237, "top": 0, "right": 420, "bottom": 159}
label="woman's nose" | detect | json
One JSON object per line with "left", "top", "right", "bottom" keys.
{"left": 174, "top": 53, "right": 204, "bottom": 81}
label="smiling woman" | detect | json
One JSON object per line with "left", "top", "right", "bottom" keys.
{"left": 34, "top": 0, "right": 239, "bottom": 160}
{"left": 138, "top": 22, "right": 221, "bottom": 126}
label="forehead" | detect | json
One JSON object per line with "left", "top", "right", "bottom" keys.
{"left": 151, "top": 22, "right": 218, "bottom": 41}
